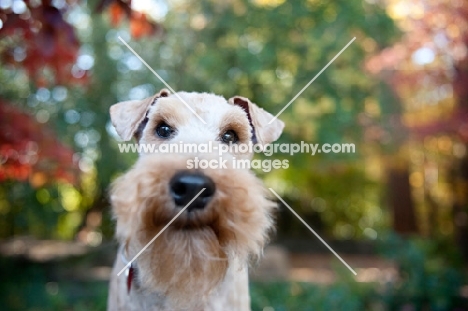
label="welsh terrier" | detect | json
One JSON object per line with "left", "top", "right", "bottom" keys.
{"left": 107, "top": 89, "right": 284, "bottom": 310}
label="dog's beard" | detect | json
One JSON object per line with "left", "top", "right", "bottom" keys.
{"left": 111, "top": 157, "right": 276, "bottom": 308}
{"left": 132, "top": 227, "right": 228, "bottom": 309}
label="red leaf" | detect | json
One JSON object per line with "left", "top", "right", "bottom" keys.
{"left": 0, "top": 3, "right": 85, "bottom": 86}
{"left": 0, "top": 101, "right": 79, "bottom": 185}
{"left": 130, "top": 12, "right": 156, "bottom": 39}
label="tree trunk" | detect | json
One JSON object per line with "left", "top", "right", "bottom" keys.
{"left": 453, "top": 152, "right": 468, "bottom": 260}
{"left": 388, "top": 166, "right": 418, "bottom": 234}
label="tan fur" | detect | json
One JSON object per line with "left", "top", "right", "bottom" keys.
{"left": 108, "top": 91, "right": 283, "bottom": 311}
{"left": 110, "top": 89, "right": 170, "bottom": 141}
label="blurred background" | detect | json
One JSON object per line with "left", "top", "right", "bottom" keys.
{"left": 1, "top": 0, "right": 468, "bottom": 310}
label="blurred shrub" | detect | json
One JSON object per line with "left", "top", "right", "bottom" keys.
{"left": 1, "top": 234, "right": 465, "bottom": 311}
{"left": 378, "top": 233, "right": 466, "bottom": 311}
{"left": 251, "top": 281, "right": 373, "bottom": 311}
{"left": 251, "top": 234, "right": 467, "bottom": 311}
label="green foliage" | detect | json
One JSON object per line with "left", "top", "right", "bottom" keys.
{"left": 273, "top": 155, "right": 383, "bottom": 238}
{"left": 0, "top": 182, "right": 67, "bottom": 238}
{"left": 251, "top": 235, "right": 467, "bottom": 310}
{"left": 378, "top": 233, "right": 466, "bottom": 310}
{"left": 1, "top": 0, "right": 397, "bottom": 239}
{"left": 250, "top": 281, "right": 373, "bottom": 311}
{"left": 155, "top": 0, "right": 396, "bottom": 238}
{"left": 0, "top": 234, "right": 468, "bottom": 311}
{"left": 0, "top": 257, "right": 108, "bottom": 311}
{"left": 2, "top": 235, "right": 465, "bottom": 310}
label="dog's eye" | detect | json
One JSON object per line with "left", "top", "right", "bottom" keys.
{"left": 155, "top": 122, "right": 174, "bottom": 138}
{"left": 221, "top": 130, "right": 238, "bottom": 144}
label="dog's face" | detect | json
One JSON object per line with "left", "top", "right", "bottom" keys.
{"left": 109, "top": 90, "right": 284, "bottom": 307}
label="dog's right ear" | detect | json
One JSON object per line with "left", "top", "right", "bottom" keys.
{"left": 110, "top": 89, "right": 170, "bottom": 141}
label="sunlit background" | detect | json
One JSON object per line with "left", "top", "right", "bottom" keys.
{"left": 1, "top": 0, "right": 467, "bottom": 310}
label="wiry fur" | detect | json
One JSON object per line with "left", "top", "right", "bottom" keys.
{"left": 107, "top": 91, "right": 284, "bottom": 311}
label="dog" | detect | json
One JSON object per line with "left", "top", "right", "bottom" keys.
{"left": 107, "top": 89, "right": 284, "bottom": 310}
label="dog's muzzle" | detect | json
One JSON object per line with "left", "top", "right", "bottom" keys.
{"left": 169, "top": 171, "right": 215, "bottom": 211}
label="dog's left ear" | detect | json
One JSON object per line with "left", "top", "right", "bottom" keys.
{"left": 229, "top": 96, "right": 284, "bottom": 145}
{"left": 110, "top": 89, "right": 170, "bottom": 141}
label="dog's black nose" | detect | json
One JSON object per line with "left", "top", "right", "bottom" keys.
{"left": 169, "top": 171, "right": 215, "bottom": 210}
